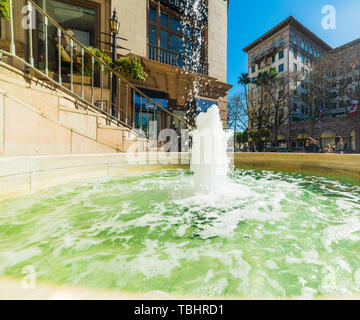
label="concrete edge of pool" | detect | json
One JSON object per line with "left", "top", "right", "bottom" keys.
{"left": 0, "top": 152, "right": 359, "bottom": 300}
{"left": 0, "top": 152, "right": 359, "bottom": 199}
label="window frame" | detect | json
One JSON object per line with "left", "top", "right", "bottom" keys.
{"left": 147, "top": 1, "right": 208, "bottom": 66}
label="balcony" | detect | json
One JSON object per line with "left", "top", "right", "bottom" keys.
{"left": 148, "top": 44, "right": 209, "bottom": 76}
{"left": 254, "top": 46, "right": 277, "bottom": 64}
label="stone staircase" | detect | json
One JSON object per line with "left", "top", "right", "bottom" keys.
{"left": 0, "top": 61, "right": 152, "bottom": 157}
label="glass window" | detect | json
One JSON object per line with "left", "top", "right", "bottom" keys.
{"left": 149, "top": 7, "right": 157, "bottom": 22}
{"left": 294, "top": 50, "right": 297, "bottom": 59}
{"left": 169, "top": 33, "right": 183, "bottom": 54}
{"left": 272, "top": 56, "right": 275, "bottom": 63}
{"left": 160, "top": 30, "right": 168, "bottom": 49}
{"left": 252, "top": 66, "right": 255, "bottom": 73}
{"left": 43, "top": 0, "right": 96, "bottom": 47}
{"left": 293, "top": 63, "right": 297, "bottom": 71}
{"left": 148, "top": 25, "right": 156, "bottom": 45}
{"left": 170, "top": 17, "right": 182, "bottom": 33}
{"left": 279, "top": 51, "right": 284, "bottom": 59}
{"left": 160, "top": 12, "right": 168, "bottom": 27}
{"left": 279, "top": 64, "right": 284, "bottom": 72}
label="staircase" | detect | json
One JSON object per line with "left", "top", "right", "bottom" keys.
{"left": 0, "top": 0, "right": 191, "bottom": 157}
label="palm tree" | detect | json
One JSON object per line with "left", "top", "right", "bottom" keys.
{"left": 238, "top": 73, "right": 250, "bottom": 106}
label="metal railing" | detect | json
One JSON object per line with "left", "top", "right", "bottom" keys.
{"left": 148, "top": 44, "right": 209, "bottom": 76}
{"left": 0, "top": 0, "right": 193, "bottom": 143}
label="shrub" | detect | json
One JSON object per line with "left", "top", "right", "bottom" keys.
{"left": 0, "top": 0, "right": 10, "bottom": 21}
{"left": 114, "top": 55, "right": 148, "bottom": 82}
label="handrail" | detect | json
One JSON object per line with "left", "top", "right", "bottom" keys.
{"left": 5, "top": 0, "right": 194, "bottom": 132}
{"left": 29, "top": 0, "right": 193, "bottom": 129}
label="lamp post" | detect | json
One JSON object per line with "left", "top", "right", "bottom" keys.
{"left": 109, "top": 9, "right": 120, "bottom": 117}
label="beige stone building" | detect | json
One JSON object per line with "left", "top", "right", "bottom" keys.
{"left": 8, "top": 0, "right": 231, "bottom": 124}
{"left": 243, "top": 16, "right": 359, "bottom": 153}
{"left": 0, "top": 0, "right": 231, "bottom": 156}
{"left": 113, "top": 0, "right": 231, "bottom": 125}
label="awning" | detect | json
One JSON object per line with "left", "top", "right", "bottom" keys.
{"left": 321, "top": 129, "right": 336, "bottom": 138}
{"left": 297, "top": 132, "right": 309, "bottom": 139}
{"left": 195, "top": 98, "right": 218, "bottom": 115}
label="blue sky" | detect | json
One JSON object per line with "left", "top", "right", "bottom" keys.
{"left": 227, "top": 0, "right": 360, "bottom": 94}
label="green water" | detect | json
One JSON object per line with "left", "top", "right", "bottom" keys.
{"left": 0, "top": 169, "right": 359, "bottom": 298}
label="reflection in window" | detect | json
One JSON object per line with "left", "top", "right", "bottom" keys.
{"left": 40, "top": 0, "right": 96, "bottom": 47}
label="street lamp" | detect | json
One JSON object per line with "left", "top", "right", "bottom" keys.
{"left": 109, "top": 9, "right": 120, "bottom": 117}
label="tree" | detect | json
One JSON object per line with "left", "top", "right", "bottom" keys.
{"left": 227, "top": 92, "right": 249, "bottom": 149}
{"left": 238, "top": 73, "right": 250, "bottom": 108}
{"left": 0, "top": 0, "right": 10, "bottom": 20}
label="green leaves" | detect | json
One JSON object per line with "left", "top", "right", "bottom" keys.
{"left": 85, "top": 48, "right": 148, "bottom": 82}
{"left": 249, "top": 128, "right": 271, "bottom": 142}
{"left": 0, "top": 0, "right": 10, "bottom": 20}
{"left": 113, "top": 55, "right": 148, "bottom": 82}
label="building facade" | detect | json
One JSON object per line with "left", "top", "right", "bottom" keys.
{"left": 243, "top": 16, "right": 359, "bottom": 153}
{"left": 0, "top": 0, "right": 231, "bottom": 127}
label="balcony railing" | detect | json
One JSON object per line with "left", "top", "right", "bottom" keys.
{"left": 254, "top": 46, "right": 277, "bottom": 64}
{"left": 0, "top": 0, "right": 193, "bottom": 144}
{"left": 148, "top": 44, "right": 209, "bottom": 76}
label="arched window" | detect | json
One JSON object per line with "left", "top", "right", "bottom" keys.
{"left": 350, "top": 128, "right": 356, "bottom": 151}
{"left": 320, "top": 129, "right": 336, "bottom": 150}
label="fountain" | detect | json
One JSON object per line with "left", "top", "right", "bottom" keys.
{"left": 191, "top": 105, "right": 230, "bottom": 194}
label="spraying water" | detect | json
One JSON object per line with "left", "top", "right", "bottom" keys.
{"left": 190, "top": 105, "right": 230, "bottom": 194}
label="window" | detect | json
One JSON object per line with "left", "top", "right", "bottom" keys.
{"left": 293, "top": 50, "right": 297, "bottom": 59}
{"left": 147, "top": 6, "right": 206, "bottom": 73}
{"left": 279, "top": 37, "right": 284, "bottom": 46}
{"left": 252, "top": 66, "right": 255, "bottom": 73}
{"left": 301, "top": 55, "right": 305, "bottom": 63}
{"left": 258, "top": 64, "right": 261, "bottom": 70}
{"left": 301, "top": 41, "right": 304, "bottom": 49}
{"left": 279, "top": 50, "right": 284, "bottom": 59}
{"left": 293, "top": 35, "right": 297, "bottom": 44}
{"left": 43, "top": 0, "right": 96, "bottom": 47}
{"left": 252, "top": 77, "right": 256, "bottom": 83}
{"left": 279, "top": 64, "right": 284, "bottom": 73}
{"left": 272, "top": 56, "right": 275, "bottom": 63}
{"left": 149, "top": 7, "right": 157, "bottom": 22}
{"left": 293, "top": 63, "right": 297, "bottom": 71}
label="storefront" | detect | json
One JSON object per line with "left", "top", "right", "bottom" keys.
{"left": 278, "top": 134, "right": 286, "bottom": 148}
{"left": 297, "top": 132, "right": 309, "bottom": 147}
{"left": 320, "top": 129, "right": 336, "bottom": 150}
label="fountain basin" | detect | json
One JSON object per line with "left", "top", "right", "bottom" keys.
{"left": 0, "top": 153, "right": 359, "bottom": 299}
